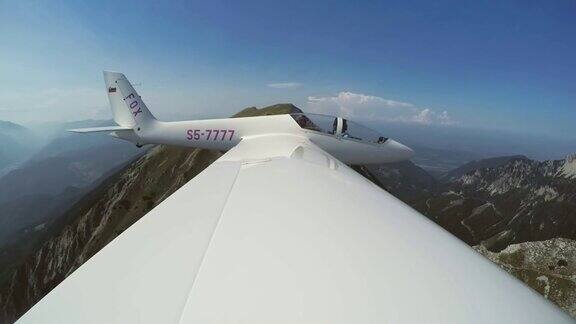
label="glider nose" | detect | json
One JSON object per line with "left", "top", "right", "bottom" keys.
{"left": 387, "top": 139, "right": 415, "bottom": 161}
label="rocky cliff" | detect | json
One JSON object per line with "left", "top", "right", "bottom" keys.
{"left": 475, "top": 238, "right": 576, "bottom": 317}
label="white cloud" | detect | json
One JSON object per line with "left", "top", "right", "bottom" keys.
{"left": 267, "top": 82, "right": 302, "bottom": 89}
{"left": 437, "top": 110, "right": 455, "bottom": 125}
{"left": 306, "top": 91, "right": 457, "bottom": 126}
{"left": 397, "top": 108, "right": 455, "bottom": 125}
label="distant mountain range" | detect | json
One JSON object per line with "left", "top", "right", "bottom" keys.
{"left": 0, "top": 104, "right": 574, "bottom": 321}
{"left": 364, "top": 119, "right": 576, "bottom": 162}
{"left": 354, "top": 161, "right": 436, "bottom": 204}
{"left": 0, "top": 121, "right": 38, "bottom": 172}
{"left": 440, "top": 155, "right": 529, "bottom": 182}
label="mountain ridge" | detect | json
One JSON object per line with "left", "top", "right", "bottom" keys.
{"left": 0, "top": 121, "right": 37, "bottom": 172}
{"left": 441, "top": 154, "right": 529, "bottom": 182}
{"left": 417, "top": 155, "right": 576, "bottom": 252}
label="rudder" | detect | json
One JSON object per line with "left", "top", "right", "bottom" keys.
{"left": 103, "top": 71, "right": 156, "bottom": 127}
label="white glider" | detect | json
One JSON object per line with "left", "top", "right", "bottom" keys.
{"left": 18, "top": 72, "right": 572, "bottom": 323}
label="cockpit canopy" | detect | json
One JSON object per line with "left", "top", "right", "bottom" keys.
{"left": 290, "top": 113, "right": 388, "bottom": 144}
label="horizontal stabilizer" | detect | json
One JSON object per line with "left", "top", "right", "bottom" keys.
{"left": 68, "top": 126, "right": 133, "bottom": 133}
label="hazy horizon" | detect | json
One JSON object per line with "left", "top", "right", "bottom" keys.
{"left": 1, "top": 102, "right": 574, "bottom": 162}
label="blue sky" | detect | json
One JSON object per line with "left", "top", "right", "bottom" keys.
{"left": 0, "top": 0, "right": 574, "bottom": 140}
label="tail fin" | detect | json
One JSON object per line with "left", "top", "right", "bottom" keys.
{"left": 103, "top": 71, "right": 156, "bottom": 127}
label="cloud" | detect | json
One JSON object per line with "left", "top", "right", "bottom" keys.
{"left": 267, "top": 82, "right": 302, "bottom": 89}
{"left": 397, "top": 108, "right": 456, "bottom": 126}
{"left": 306, "top": 91, "right": 457, "bottom": 126}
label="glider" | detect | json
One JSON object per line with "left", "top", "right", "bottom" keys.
{"left": 19, "top": 72, "right": 572, "bottom": 323}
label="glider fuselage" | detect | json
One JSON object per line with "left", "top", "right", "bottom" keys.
{"left": 127, "top": 114, "right": 413, "bottom": 164}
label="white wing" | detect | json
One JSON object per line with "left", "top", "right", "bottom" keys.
{"left": 18, "top": 135, "right": 571, "bottom": 323}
